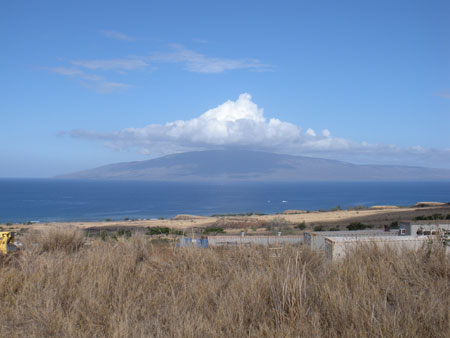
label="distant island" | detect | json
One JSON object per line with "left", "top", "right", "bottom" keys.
{"left": 57, "top": 149, "right": 450, "bottom": 181}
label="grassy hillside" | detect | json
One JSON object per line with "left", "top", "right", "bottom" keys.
{"left": 0, "top": 227, "right": 449, "bottom": 337}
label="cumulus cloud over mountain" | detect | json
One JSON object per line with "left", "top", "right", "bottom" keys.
{"left": 69, "top": 93, "right": 450, "bottom": 167}
{"left": 70, "top": 93, "right": 347, "bottom": 152}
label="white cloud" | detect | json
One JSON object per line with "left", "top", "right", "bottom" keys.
{"left": 70, "top": 93, "right": 303, "bottom": 150}
{"left": 72, "top": 58, "right": 148, "bottom": 70}
{"left": 305, "top": 128, "right": 316, "bottom": 137}
{"left": 150, "top": 44, "right": 272, "bottom": 73}
{"left": 48, "top": 67, "right": 131, "bottom": 93}
{"left": 100, "top": 30, "right": 135, "bottom": 41}
{"left": 70, "top": 44, "right": 270, "bottom": 74}
{"left": 46, "top": 43, "right": 271, "bottom": 92}
{"left": 67, "top": 93, "right": 450, "bottom": 167}
{"left": 66, "top": 93, "right": 349, "bottom": 154}
{"left": 322, "top": 129, "right": 331, "bottom": 137}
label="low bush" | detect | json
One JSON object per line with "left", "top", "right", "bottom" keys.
{"left": 294, "top": 222, "right": 306, "bottom": 230}
{"left": 202, "top": 227, "right": 225, "bottom": 235}
{"left": 211, "top": 212, "right": 266, "bottom": 217}
{"left": 346, "top": 222, "right": 373, "bottom": 231}
{"left": 414, "top": 214, "right": 445, "bottom": 221}
{"left": 146, "top": 227, "right": 183, "bottom": 236}
{"left": 390, "top": 221, "right": 400, "bottom": 229}
{"left": 117, "top": 229, "right": 132, "bottom": 239}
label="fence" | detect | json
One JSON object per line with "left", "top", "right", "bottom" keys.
{"left": 207, "top": 235, "right": 303, "bottom": 247}
{"left": 178, "top": 236, "right": 303, "bottom": 248}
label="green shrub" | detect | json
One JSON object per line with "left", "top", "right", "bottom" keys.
{"left": 146, "top": 227, "right": 183, "bottom": 236}
{"left": 295, "top": 222, "right": 306, "bottom": 230}
{"left": 146, "top": 227, "right": 169, "bottom": 235}
{"left": 414, "top": 214, "right": 444, "bottom": 221}
{"left": 313, "top": 225, "right": 325, "bottom": 232}
{"left": 390, "top": 221, "right": 399, "bottom": 229}
{"left": 346, "top": 222, "right": 372, "bottom": 231}
{"left": 202, "top": 227, "right": 225, "bottom": 235}
{"left": 329, "top": 227, "right": 340, "bottom": 231}
{"left": 211, "top": 212, "right": 266, "bottom": 217}
{"left": 105, "top": 218, "right": 112, "bottom": 222}
{"left": 117, "top": 229, "right": 132, "bottom": 239}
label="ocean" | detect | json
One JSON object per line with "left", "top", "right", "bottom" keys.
{"left": 0, "top": 179, "right": 449, "bottom": 223}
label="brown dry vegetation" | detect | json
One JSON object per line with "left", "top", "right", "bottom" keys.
{"left": 0, "top": 227, "right": 449, "bottom": 337}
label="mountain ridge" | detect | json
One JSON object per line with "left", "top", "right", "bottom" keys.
{"left": 57, "top": 150, "right": 450, "bottom": 181}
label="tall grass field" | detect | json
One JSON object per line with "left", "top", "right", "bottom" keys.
{"left": 0, "top": 227, "right": 449, "bottom": 337}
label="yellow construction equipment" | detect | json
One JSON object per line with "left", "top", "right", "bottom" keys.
{"left": 0, "top": 232, "right": 18, "bottom": 254}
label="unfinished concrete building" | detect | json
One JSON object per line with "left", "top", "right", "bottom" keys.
{"left": 324, "top": 236, "right": 430, "bottom": 261}
{"left": 398, "top": 222, "right": 450, "bottom": 236}
{"left": 304, "top": 229, "right": 398, "bottom": 251}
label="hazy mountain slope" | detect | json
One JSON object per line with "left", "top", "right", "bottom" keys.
{"left": 57, "top": 150, "right": 450, "bottom": 181}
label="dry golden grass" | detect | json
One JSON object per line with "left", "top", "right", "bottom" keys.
{"left": 0, "top": 228, "right": 449, "bottom": 337}
{"left": 27, "top": 226, "right": 85, "bottom": 254}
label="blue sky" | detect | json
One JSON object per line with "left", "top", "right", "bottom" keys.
{"left": 1, "top": 0, "right": 449, "bottom": 177}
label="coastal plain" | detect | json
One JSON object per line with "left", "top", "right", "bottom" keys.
{"left": 7, "top": 203, "right": 450, "bottom": 234}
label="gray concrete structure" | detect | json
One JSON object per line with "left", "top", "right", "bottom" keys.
{"left": 324, "top": 236, "right": 430, "bottom": 261}
{"left": 304, "top": 230, "right": 398, "bottom": 251}
{"left": 399, "top": 222, "right": 450, "bottom": 236}
{"left": 207, "top": 235, "right": 303, "bottom": 247}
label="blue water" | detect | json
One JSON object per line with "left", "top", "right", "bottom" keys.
{"left": 0, "top": 179, "right": 449, "bottom": 223}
